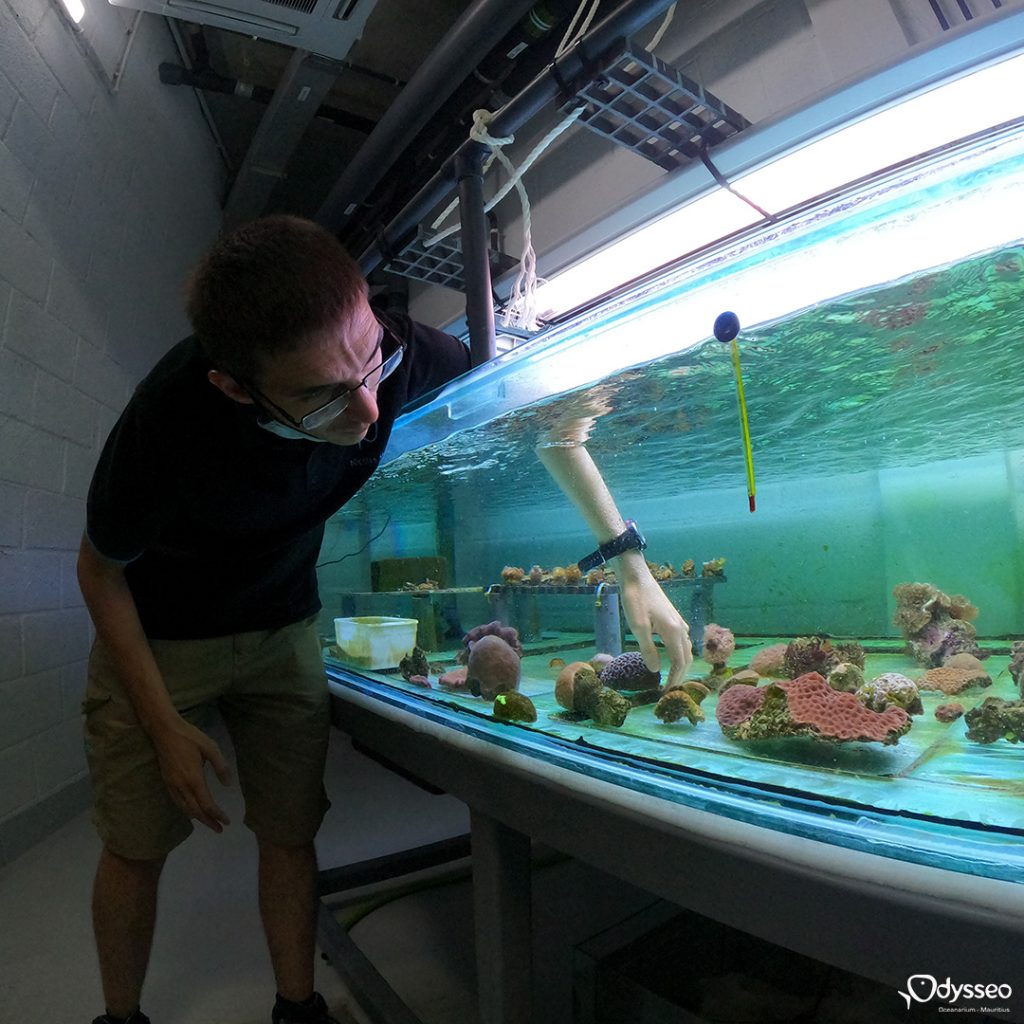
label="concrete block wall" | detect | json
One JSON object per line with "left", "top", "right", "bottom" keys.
{"left": 0, "top": 0, "right": 223, "bottom": 864}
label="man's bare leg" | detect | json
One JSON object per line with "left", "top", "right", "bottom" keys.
{"left": 92, "top": 848, "right": 165, "bottom": 1018}
{"left": 258, "top": 838, "right": 319, "bottom": 1002}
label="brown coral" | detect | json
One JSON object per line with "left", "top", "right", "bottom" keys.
{"left": 501, "top": 565, "right": 525, "bottom": 583}
{"left": 719, "top": 670, "right": 759, "bottom": 692}
{"left": 947, "top": 595, "right": 978, "bottom": 621}
{"left": 749, "top": 643, "right": 788, "bottom": 677}
{"left": 654, "top": 690, "right": 704, "bottom": 725}
{"left": 782, "top": 636, "right": 839, "bottom": 679}
{"left": 944, "top": 652, "right": 987, "bottom": 673}
{"left": 917, "top": 666, "right": 992, "bottom": 695}
{"left": 555, "top": 661, "right": 597, "bottom": 711}
{"left": 935, "top": 702, "right": 965, "bottom": 723}
{"left": 892, "top": 582, "right": 941, "bottom": 636}
{"left": 466, "top": 635, "right": 521, "bottom": 700}
{"left": 782, "top": 673, "right": 909, "bottom": 743}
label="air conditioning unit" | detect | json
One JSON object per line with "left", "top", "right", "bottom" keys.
{"left": 108, "top": 0, "right": 380, "bottom": 60}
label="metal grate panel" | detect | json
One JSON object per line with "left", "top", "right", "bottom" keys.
{"left": 387, "top": 230, "right": 517, "bottom": 293}
{"left": 567, "top": 39, "right": 750, "bottom": 171}
{"left": 261, "top": 0, "right": 318, "bottom": 14}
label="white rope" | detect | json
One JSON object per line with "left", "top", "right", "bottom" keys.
{"left": 555, "top": 0, "right": 601, "bottom": 59}
{"left": 423, "top": 105, "right": 586, "bottom": 330}
{"left": 647, "top": 3, "right": 676, "bottom": 51}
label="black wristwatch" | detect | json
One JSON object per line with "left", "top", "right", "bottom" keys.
{"left": 577, "top": 520, "right": 647, "bottom": 573}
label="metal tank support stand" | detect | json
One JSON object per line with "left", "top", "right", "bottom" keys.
{"left": 471, "top": 811, "right": 533, "bottom": 1024}
{"left": 593, "top": 585, "right": 622, "bottom": 656}
{"left": 316, "top": 834, "right": 473, "bottom": 1024}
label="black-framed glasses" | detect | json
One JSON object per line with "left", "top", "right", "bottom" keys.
{"left": 240, "top": 317, "right": 405, "bottom": 432}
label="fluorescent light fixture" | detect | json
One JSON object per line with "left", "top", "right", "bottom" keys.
{"left": 535, "top": 48, "right": 1024, "bottom": 319}
{"left": 534, "top": 188, "right": 761, "bottom": 319}
{"left": 518, "top": 131, "right": 1024, "bottom": 399}
{"left": 59, "top": 0, "right": 85, "bottom": 22}
{"left": 737, "top": 50, "right": 1024, "bottom": 211}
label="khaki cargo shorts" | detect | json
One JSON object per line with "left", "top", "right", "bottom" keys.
{"left": 82, "top": 615, "right": 331, "bottom": 861}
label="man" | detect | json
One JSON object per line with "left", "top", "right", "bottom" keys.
{"left": 79, "top": 215, "right": 690, "bottom": 1024}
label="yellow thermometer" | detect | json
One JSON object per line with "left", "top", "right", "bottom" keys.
{"left": 713, "top": 311, "right": 756, "bottom": 513}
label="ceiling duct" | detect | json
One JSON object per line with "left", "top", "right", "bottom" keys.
{"left": 108, "top": 0, "right": 379, "bottom": 60}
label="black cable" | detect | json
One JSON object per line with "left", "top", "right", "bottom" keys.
{"left": 316, "top": 513, "right": 391, "bottom": 569}
{"left": 699, "top": 145, "right": 775, "bottom": 221}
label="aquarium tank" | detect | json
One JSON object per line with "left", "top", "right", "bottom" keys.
{"left": 318, "top": 66, "right": 1024, "bottom": 887}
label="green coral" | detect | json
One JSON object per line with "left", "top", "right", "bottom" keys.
{"left": 399, "top": 646, "right": 430, "bottom": 681}
{"left": 654, "top": 689, "right": 704, "bottom": 725}
{"left": 493, "top": 691, "right": 538, "bottom": 723}
{"left": 964, "top": 697, "right": 1024, "bottom": 744}
{"left": 591, "top": 688, "right": 632, "bottom": 727}
{"left": 722, "top": 684, "right": 792, "bottom": 740}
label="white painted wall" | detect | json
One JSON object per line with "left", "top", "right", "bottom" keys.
{"left": 0, "top": 0, "right": 223, "bottom": 863}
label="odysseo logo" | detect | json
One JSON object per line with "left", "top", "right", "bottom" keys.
{"left": 899, "top": 975, "right": 1013, "bottom": 1010}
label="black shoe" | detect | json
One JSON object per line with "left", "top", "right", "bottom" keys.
{"left": 271, "top": 991, "right": 341, "bottom": 1024}
{"left": 91, "top": 1013, "right": 151, "bottom": 1024}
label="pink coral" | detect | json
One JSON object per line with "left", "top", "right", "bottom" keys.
{"left": 749, "top": 643, "right": 788, "bottom": 677}
{"left": 781, "top": 673, "right": 909, "bottom": 743}
{"left": 438, "top": 667, "right": 469, "bottom": 691}
{"left": 715, "top": 684, "right": 767, "bottom": 727}
{"left": 701, "top": 623, "right": 735, "bottom": 667}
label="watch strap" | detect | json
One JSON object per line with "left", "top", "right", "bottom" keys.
{"left": 577, "top": 520, "right": 646, "bottom": 573}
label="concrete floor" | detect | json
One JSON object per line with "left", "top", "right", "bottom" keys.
{"left": 0, "top": 727, "right": 656, "bottom": 1024}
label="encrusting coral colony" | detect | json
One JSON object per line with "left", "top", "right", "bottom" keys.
{"left": 388, "top": 578, "right": 1021, "bottom": 748}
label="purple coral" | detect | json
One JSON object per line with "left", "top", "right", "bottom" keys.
{"left": 893, "top": 582, "right": 985, "bottom": 667}
{"left": 1009, "top": 641, "right": 1024, "bottom": 697}
{"left": 701, "top": 623, "right": 735, "bottom": 667}
{"left": 599, "top": 652, "right": 660, "bottom": 691}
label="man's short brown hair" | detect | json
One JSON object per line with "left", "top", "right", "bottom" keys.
{"left": 186, "top": 215, "right": 367, "bottom": 381}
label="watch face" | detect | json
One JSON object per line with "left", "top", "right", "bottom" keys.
{"left": 625, "top": 520, "right": 646, "bottom": 550}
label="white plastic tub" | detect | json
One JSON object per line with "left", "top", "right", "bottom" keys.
{"left": 333, "top": 616, "right": 419, "bottom": 670}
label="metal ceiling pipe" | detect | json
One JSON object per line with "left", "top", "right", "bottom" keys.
{"left": 158, "top": 62, "right": 378, "bottom": 135}
{"left": 455, "top": 149, "right": 496, "bottom": 366}
{"left": 315, "top": 0, "right": 539, "bottom": 233}
{"left": 357, "top": 0, "right": 678, "bottom": 275}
